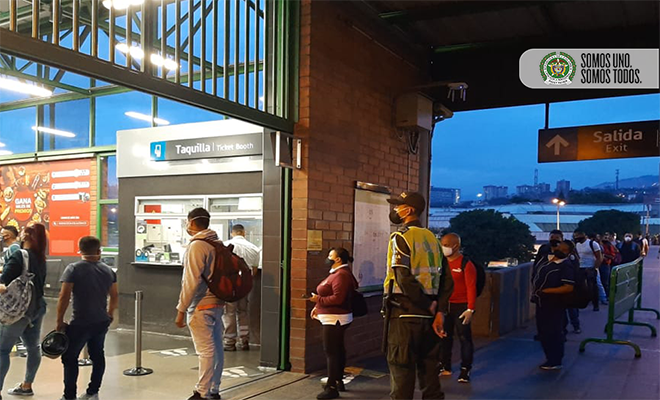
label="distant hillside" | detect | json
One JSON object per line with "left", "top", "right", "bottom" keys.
{"left": 591, "top": 175, "right": 658, "bottom": 190}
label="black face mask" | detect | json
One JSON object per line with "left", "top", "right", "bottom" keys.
{"left": 553, "top": 250, "right": 568, "bottom": 259}
{"left": 574, "top": 237, "right": 586, "bottom": 243}
{"left": 324, "top": 258, "right": 335, "bottom": 268}
{"left": 389, "top": 209, "right": 403, "bottom": 225}
{"left": 549, "top": 239, "right": 561, "bottom": 248}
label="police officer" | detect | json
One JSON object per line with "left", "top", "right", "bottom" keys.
{"left": 383, "top": 192, "right": 454, "bottom": 400}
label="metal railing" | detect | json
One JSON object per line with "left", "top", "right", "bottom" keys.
{"left": 0, "top": 0, "right": 296, "bottom": 132}
{"left": 579, "top": 258, "right": 660, "bottom": 358}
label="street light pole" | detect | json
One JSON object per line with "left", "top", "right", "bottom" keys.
{"left": 552, "top": 198, "right": 566, "bottom": 230}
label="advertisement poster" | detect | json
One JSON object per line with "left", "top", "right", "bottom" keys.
{"left": 0, "top": 159, "right": 93, "bottom": 256}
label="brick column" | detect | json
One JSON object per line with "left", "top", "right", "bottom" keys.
{"left": 289, "top": 1, "right": 430, "bottom": 373}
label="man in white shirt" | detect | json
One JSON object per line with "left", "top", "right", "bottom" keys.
{"left": 573, "top": 231, "right": 606, "bottom": 311}
{"left": 222, "top": 224, "right": 261, "bottom": 351}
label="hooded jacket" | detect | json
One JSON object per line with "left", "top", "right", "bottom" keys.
{"left": 176, "top": 229, "right": 224, "bottom": 313}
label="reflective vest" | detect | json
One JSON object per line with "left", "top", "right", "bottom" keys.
{"left": 384, "top": 226, "right": 442, "bottom": 295}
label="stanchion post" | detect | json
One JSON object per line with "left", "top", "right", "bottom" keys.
{"left": 123, "top": 291, "right": 153, "bottom": 376}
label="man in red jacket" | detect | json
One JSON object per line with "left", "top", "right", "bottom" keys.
{"left": 439, "top": 233, "right": 477, "bottom": 384}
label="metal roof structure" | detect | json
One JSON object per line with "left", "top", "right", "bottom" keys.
{"left": 357, "top": 0, "right": 660, "bottom": 111}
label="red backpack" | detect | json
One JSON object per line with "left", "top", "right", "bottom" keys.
{"left": 191, "top": 238, "right": 253, "bottom": 302}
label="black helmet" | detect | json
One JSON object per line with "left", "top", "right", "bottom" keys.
{"left": 41, "top": 330, "right": 68, "bottom": 359}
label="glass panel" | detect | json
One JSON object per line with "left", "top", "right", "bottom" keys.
{"left": 209, "top": 217, "right": 262, "bottom": 264}
{"left": 136, "top": 198, "right": 204, "bottom": 215}
{"left": 135, "top": 217, "right": 187, "bottom": 264}
{"left": 0, "top": 107, "right": 36, "bottom": 155}
{"left": 42, "top": 99, "right": 91, "bottom": 150}
{"left": 95, "top": 91, "right": 153, "bottom": 146}
{"left": 100, "top": 204, "right": 119, "bottom": 248}
{"left": 209, "top": 196, "right": 262, "bottom": 213}
{"left": 100, "top": 155, "right": 118, "bottom": 199}
{"left": 157, "top": 97, "right": 224, "bottom": 125}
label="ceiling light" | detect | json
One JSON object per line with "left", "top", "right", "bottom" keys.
{"left": 150, "top": 54, "right": 164, "bottom": 67}
{"left": 125, "top": 111, "right": 170, "bottom": 126}
{"left": 32, "top": 126, "right": 76, "bottom": 138}
{"left": 163, "top": 58, "right": 179, "bottom": 71}
{"left": 129, "top": 46, "right": 144, "bottom": 60}
{"left": 115, "top": 43, "right": 143, "bottom": 60}
{"left": 0, "top": 77, "right": 52, "bottom": 97}
{"left": 116, "top": 43, "right": 129, "bottom": 54}
{"left": 103, "top": 0, "right": 144, "bottom": 10}
{"left": 0, "top": 142, "right": 5, "bottom": 147}
{"left": 0, "top": 150, "right": 13, "bottom": 156}
{"left": 150, "top": 54, "right": 179, "bottom": 71}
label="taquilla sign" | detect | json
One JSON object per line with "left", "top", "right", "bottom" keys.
{"left": 150, "top": 133, "right": 263, "bottom": 161}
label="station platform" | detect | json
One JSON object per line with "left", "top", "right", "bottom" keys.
{"left": 2, "top": 249, "right": 658, "bottom": 400}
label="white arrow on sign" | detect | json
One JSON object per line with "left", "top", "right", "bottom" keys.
{"left": 546, "top": 134, "right": 569, "bottom": 156}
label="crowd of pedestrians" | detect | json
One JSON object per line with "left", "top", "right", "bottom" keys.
{"left": 530, "top": 227, "right": 649, "bottom": 372}
{"left": 0, "top": 196, "right": 652, "bottom": 400}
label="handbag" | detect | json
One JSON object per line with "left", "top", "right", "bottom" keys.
{"left": 0, "top": 250, "right": 35, "bottom": 325}
{"left": 352, "top": 290, "right": 368, "bottom": 317}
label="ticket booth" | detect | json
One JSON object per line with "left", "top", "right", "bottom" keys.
{"left": 116, "top": 119, "right": 285, "bottom": 368}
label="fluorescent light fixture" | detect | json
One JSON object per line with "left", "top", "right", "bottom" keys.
{"left": 125, "top": 111, "right": 170, "bottom": 126}
{"left": 115, "top": 43, "right": 144, "bottom": 60}
{"left": 150, "top": 53, "right": 164, "bottom": 67}
{"left": 0, "top": 77, "right": 52, "bottom": 97}
{"left": 163, "top": 58, "right": 179, "bottom": 71}
{"left": 0, "top": 142, "right": 5, "bottom": 147}
{"left": 129, "top": 46, "right": 144, "bottom": 60}
{"left": 150, "top": 54, "right": 179, "bottom": 71}
{"left": 0, "top": 150, "right": 13, "bottom": 156}
{"left": 103, "top": 0, "right": 143, "bottom": 10}
{"left": 32, "top": 126, "right": 76, "bottom": 138}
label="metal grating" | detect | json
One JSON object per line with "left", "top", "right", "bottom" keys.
{"left": 0, "top": 0, "right": 297, "bottom": 132}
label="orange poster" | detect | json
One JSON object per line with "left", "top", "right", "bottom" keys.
{"left": 0, "top": 159, "right": 93, "bottom": 256}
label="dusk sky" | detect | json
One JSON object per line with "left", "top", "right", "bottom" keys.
{"left": 431, "top": 93, "right": 660, "bottom": 200}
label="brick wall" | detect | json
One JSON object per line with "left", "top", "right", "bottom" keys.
{"left": 290, "top": 0, "right": 430, "bottom": 373}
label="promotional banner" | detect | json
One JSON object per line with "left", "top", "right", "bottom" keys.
{"left": 0, "top": 159, "right": 93, "bottom": 256}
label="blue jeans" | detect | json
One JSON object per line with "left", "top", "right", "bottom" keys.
{"left": 595, "top": 269, "right": 608, "bottom": 303}
{"left": 61, "top": 320, "right": 110, "bottom": 400}
{"left": 0, "top": 301, "right": 47, "bottom": 391}
{"left": 188, "top": 307, "right": 225, "bottom": 397}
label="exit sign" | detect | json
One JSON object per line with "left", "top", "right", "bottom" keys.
{"left": 538, "top": 120, "right": 660, "bottom": 163}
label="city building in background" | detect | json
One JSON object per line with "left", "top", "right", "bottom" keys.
{"left": 556, "top": 180, "right": 571, "bottom": 196}
{"left": 430, "top": 187, "right": 461, "bottom": 207}
{"left": 483, "top": 185, "right": 508, "bottom": 201}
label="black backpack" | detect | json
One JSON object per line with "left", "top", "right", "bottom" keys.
{"left": 462, "top": 256, "right": 486, "bottom": 297}
{"left": 563, "top": 254, "right": 595, "bottom": 309}
{"left": 444, "top": 255, "right": 486, "bottom": 297}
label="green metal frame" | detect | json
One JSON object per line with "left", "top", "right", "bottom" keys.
{"left": 579, "top": 259, "right": 660, "bottom": 358}
{"left": 96, "top": 152, "right": 119, "bottom": 246}
{"left": 0, "top": 0, "right": 295, "bottom": 132}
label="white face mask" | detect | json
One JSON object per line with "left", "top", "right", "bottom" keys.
{"left": 624, "top": 236, "right": 632, "bottom": 242}
{"left": 442, "top": 246, "right": 454, "bottom": 257}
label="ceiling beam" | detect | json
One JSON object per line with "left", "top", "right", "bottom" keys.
{"left": 431, "top": 22, "right": 660, "bottom": 53}
{"left": 379, "top": 1, "right": 578, "bottom": 24}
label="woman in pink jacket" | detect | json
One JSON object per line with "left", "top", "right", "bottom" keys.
{"left": 309, "top": 248, "right": 357, "bottom": 400}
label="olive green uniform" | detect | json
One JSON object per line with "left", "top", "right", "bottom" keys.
{"left": 384, "top": 220, "right": 454, "bottom": 400}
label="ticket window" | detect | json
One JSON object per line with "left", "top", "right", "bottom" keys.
{"left": 209, "top": 196, "right": 263, "bottom": 267}
{"left": 134, "top": 195, "right": 262, "bottom": 265}
{"left": 134, "top": 197, "right": 204, "bottom": 264}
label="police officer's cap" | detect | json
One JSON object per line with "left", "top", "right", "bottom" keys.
{"left": 387, "top": 192, "right": 426, "bottom": 213}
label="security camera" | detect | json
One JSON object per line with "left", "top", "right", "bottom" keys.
{"left": 447, "top": 82, "right": 468, "bottom": 102}
{"left": 447, "top": 82, "right": 468, "bottom": 91}
{"left": 433, "top": 102, "right": 453, "bottom": 121}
